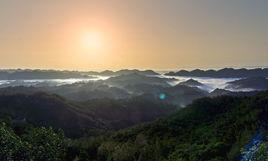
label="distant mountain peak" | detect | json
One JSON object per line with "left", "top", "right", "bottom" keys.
{"left": 179, "top": 79, "right": 204, "bottom": 87}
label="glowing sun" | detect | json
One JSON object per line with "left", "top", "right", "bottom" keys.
{"left": 81, "top": 31, "right": 103, "bottom": 52}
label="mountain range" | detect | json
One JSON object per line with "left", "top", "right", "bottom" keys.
{"left": 165, "top": 68, "right": 268, "bottom": 78}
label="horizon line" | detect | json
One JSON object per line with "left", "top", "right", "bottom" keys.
{"left": 0, "top": 65, "right": 267, "bottom": 72}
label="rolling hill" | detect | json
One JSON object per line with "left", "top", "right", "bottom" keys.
{"left": 0, "top": 92, "right": 176, "bottom": 137}
{"left": 66, "top": 92, "right": 268, "bottom": 161}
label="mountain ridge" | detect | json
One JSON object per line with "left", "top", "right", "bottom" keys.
{"left": 165, "top": 68, "right": 268, "bottom": 78}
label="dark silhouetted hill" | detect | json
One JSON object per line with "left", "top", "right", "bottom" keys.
{"left": 178, "top": 78, "right": 204, "bottom": 87}
{"left": 0, "top": 92, "right": 176, "bottom": 136}
{"left": 165, "top": 68, "right": 268, "bottom": 78}
{"left": 209, "top": 88, "right": 259, "bottom": 97}
{"left": 71, "top": 92, "right": 268, "bottom": 160}
{"left": 226, "top": 77, "right": 268, "bottom": 90}
{"left": 0, "top": 69, "right": 92, "bottom": 79}
{"left": 99, "top": 69, "right": 159, "bottom": 76}
{"left": 105, "top": 73, "right": 172, "bottom": 87}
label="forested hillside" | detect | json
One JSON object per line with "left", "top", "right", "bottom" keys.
{"left": 1, "top": 92, "right": 268, "bottom": 160}
{"left": 0, "top": 92, "right": 176, "bottom": 137}
{"left": 66, "top": 92, "right": 268, "bottom": 161}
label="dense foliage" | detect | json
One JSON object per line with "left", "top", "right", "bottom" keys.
{"left": 251, "top": 133, "right": 268, "bottom": 161}
{"left": 1, "top": 92, "right": 268, "bottom": 161}
{"left": 65, "top": 92, "right": 268, "bottom": 161}
{"left": 0, "top": 122, "right": 65, "bottom": 161}
{"left": 253, "top": 142, "right": 268, "bottom": 160}
{"left": 0, "top": 93, "right": 176, "bottom": 137}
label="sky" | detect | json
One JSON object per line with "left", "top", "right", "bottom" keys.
{"left": 0, "top": 0, "right": 267, "bottom": 71}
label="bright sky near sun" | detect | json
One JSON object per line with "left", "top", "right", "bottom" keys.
{"left": 0, "top": 0, "right": 267, "bottom": 70}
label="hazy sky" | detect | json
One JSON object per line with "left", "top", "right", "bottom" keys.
{"left": 0, "top": 0, "right": 267, "bottom": 70}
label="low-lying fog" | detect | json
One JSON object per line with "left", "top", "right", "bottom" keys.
{"left": 161, "top": 75, "right": 241, "bottom": 92}
{"left": 0, "top": 75, "right": 108, "bottom": 87}
{"left": 0, "top": 74, "right": 256, "bottom": 92}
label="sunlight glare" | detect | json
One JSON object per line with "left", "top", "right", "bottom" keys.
{"left": 81, "top": 31, "right": 103, "bottom": 52}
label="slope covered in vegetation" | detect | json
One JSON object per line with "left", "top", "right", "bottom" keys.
{"left": 67, "top": 92, "right": 268, "bottom": 161}
{"left": 0, "top": 92, "right": 176, "bottom": 137}
{"left": 1, "top": 92, "right": 268, "bottom": 161}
